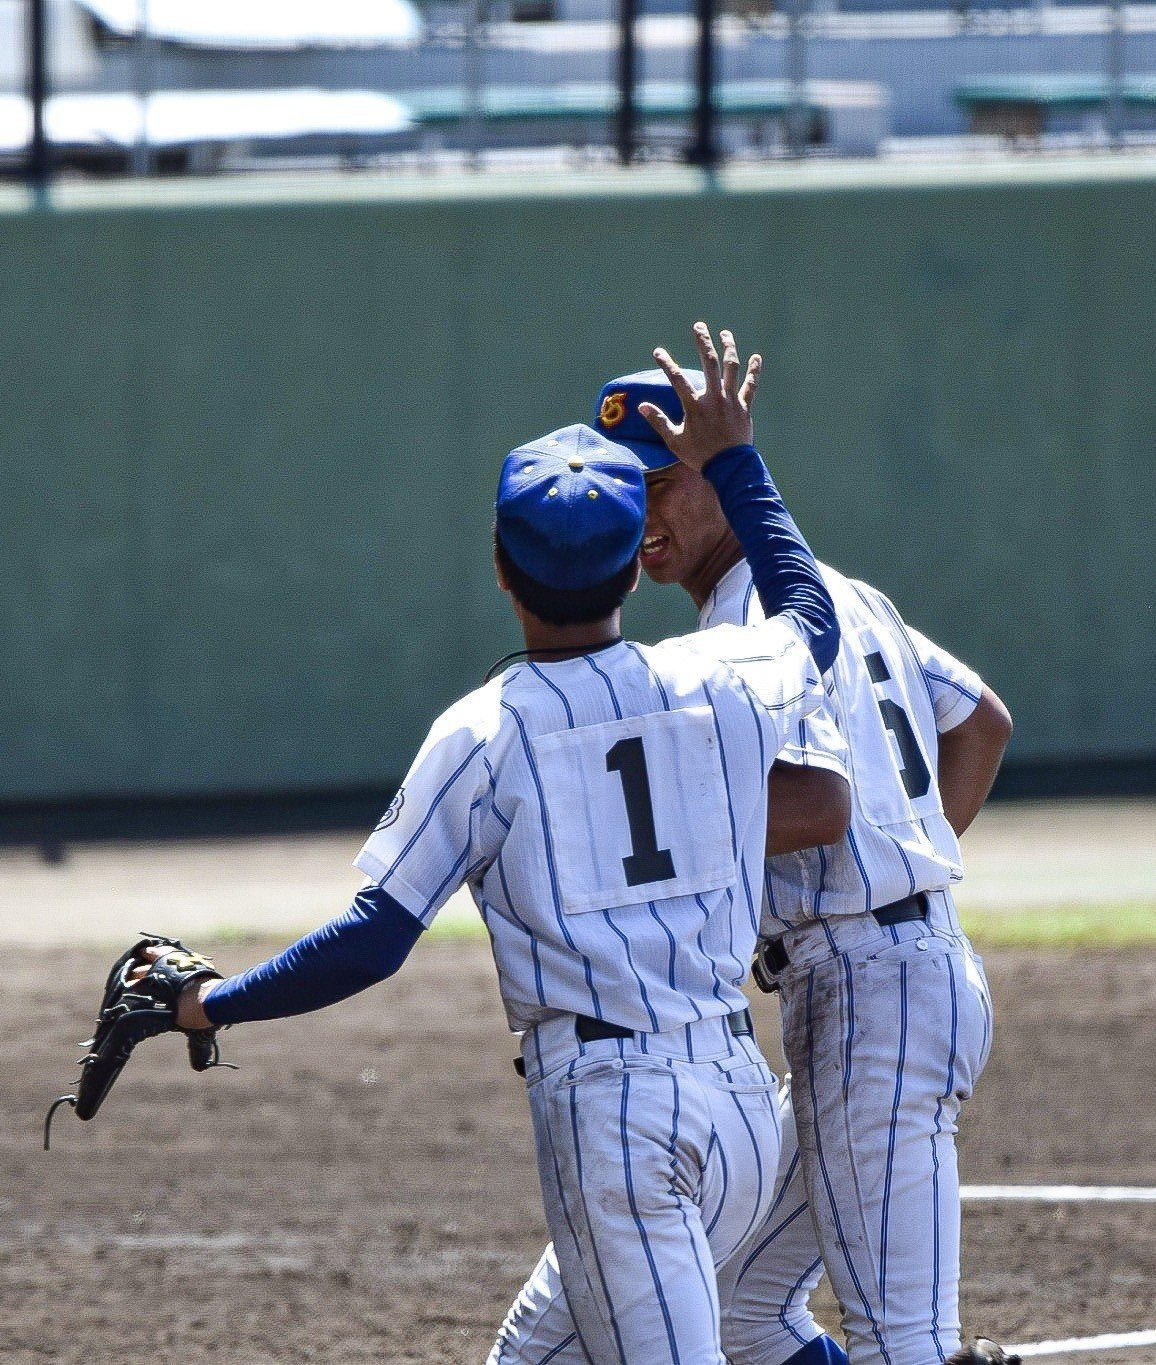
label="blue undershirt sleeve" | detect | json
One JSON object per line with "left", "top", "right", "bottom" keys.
{"left": 702, "top": 444, "right": 840, "bottom": 674}
{"left": 202, "top": 884, "right": 425, "bottom": 1026}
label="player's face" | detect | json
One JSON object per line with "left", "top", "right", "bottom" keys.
{"left": 642, "top": 462, "right": 731, "bottom": 587}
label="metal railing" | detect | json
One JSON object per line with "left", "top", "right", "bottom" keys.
{"left": 12, "top": 0, "right": 1154, "bottom": 185}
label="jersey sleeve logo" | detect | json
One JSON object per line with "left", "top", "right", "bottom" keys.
{"left": 598, "top": 391, "right": 628, "bottom": 429}
{"left": 375, "top": 787, "right": 406, "bottom": 830}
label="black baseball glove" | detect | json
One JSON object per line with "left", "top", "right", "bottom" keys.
{"left": 44, "top": 933, "right": 235, "bottom": 1149}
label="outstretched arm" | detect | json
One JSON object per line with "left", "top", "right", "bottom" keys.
{"left": 640, "top": 324, "right": 839, "bottom": 674}
{"left": 146, "top": 700, "right": 491, "bottom": 1028}
{"left": 131, "top": 884, "right": 425, "bottom": 1030}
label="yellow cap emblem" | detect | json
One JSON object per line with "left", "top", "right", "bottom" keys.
{"left": 598, "top": 391, "right": 628, "bottom": 429}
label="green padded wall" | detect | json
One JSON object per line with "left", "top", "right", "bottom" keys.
{"left": 2, "top": 165, "right": 1153, "bottom": 801}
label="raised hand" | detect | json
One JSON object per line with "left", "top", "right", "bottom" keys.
{"left": 639, "top": 323, "right": 762, "bottom": 471}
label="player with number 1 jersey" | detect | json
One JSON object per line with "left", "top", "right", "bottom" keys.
{"left": 161, "top": 326, "right": 851, "bottom": 1365}
{"left": 358, "top": 328, "right": 855, "bottom": 1362}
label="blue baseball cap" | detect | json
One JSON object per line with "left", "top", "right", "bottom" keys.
{"left": 495, "top": 423, "right": 646, "bottom": 590}
{"left": 592, "top": 367, "right": 706, "bottom": 471}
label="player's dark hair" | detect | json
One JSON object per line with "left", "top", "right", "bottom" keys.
{"left": 494, "top": 533, "right": 639, "bottom": 627}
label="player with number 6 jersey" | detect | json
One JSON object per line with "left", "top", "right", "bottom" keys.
{"left": 702, "top": 555, "right": 1006, "bottom": 1365}
{"left": 633, "top": 367, "right": 1013, "bottom": 1365}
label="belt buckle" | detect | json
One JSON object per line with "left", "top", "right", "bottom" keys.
{"left": 752, "top": 940, "right": 783, "bottom": 994}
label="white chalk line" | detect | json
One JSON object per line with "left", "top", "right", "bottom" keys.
{"left": 1008, "top": 1328, "right": 1156, "bottom": 1357}
{"left": 962, "top": 1187, "right": 1156, "bottom": 1356}
{"left": 11, "top": 1189, "right": 1156, "bottom": 1359}
{"left": 962, "top": 1184, "right": 1156, "bottom": 1202}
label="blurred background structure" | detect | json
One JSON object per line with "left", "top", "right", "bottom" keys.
{"left": 0, "top": 0, "right": 1153, "bottom": 846}
{"left": 5, "top": 0, "right": 1156, "bottom": 172}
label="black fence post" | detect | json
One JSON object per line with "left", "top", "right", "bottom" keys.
{"left": 786, "top": 0, "right": 809, "bottom": 158}
{"left": 617, "top": 0, "right": 638, "bottom": 164}
{"left": 27, "top": 0, "right": 51, "bottom": 191}
{"left": 687, "top": 0, "right": 719, "bottom": 168}
{"left": 1106, "top": 0, "right": 1125, "bottom": 148}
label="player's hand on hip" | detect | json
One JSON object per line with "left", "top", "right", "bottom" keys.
{"left": 640, "top": 322, "right": 761, "bottom": 471}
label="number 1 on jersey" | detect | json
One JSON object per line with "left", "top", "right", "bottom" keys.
{"left": 605, "top": 737, "right": 676, "bottom": 887}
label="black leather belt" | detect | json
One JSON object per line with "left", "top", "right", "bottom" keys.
{"left": 576, "top": 1008, "right": 754, "bottom": 1044}
{"left": 514, "top": 1008, "right": 754, "bottom": 1077}
{"left": 753, "top": 893, "right": 929, "bottom": 993}
{"left": 874, "top": 891, "right": 930, "bottom": 928}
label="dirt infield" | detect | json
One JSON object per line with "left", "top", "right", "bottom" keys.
{"left": 5, "top": 938, "right": 1155, "bottom": 1364}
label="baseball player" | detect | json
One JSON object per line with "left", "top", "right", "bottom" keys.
{"left": 134, "top": 327, "right": 853, "bottom": 1363}
{"left": 489, "top": 357, "right": 1013, "bottom": 1365}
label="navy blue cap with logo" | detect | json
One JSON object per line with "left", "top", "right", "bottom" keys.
{"left": 592, "top": 367, "right": 707, "bottom": 471}
{"left": 495, "top": 423, "right": 647, "bottom": 591}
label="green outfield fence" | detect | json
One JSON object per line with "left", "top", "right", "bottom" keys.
{"left": 2, "top": 162, "right": 1154, "bottom": 826}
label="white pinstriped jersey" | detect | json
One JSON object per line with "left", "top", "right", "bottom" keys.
{"left": 698, "top": 560, "right": 984, "bottom": 929}
{"left": 355, "top": 621, "right": 846, "bottom": 1033}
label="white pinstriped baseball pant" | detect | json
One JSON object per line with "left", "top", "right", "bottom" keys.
{"left": 489, "top": 896, "right": 993, "bottom": 1365}
{"left": 490, "top": 1012, "right": 782, "bottom": 1365}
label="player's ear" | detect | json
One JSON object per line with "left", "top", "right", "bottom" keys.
{"left": 627, "top": 555, "right": 642, "bottom": 595}
{"left": 494, "top": 544, "right": 509, "bottom": 591}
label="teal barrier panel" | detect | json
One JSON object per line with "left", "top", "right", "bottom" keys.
{"left": 1, "top": 167, "right": 1153, "bottom": 801}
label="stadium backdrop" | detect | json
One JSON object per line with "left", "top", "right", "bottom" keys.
{"left": 2, "top": 164, "right": 1153, "bottom": 808}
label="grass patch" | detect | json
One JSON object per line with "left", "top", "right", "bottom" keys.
{"left": 200, "top": 902, "right": 490, "bottom": 951}
{"left": 426, "top": 900, "right": 488, "bottom": 939}
{"left": 201, "top": 900, "right": 1156, "bottom": 957}
{"left": 429, "top": 899, "right": 1156, "bottom": 948}
{"left": 959, "top": 902, "right": 1156, "bottom": 948}
{"left": 205, "top": 923, "right": 283, "bottom": 947}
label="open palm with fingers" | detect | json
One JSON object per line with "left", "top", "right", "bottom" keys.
{"left": 639, "top": 322, "right": 761, "bottom": 471}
